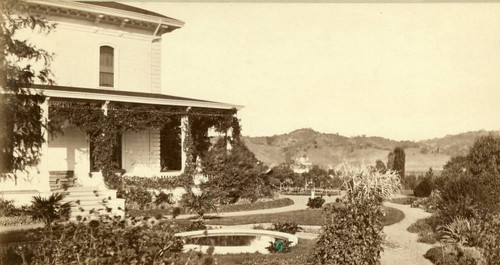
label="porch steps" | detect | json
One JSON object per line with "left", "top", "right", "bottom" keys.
{"left": 50, "top": 170, "right": 76, "bottom": 190}
{"left": 55, "top": 186, "right": 125, "bottom": 221}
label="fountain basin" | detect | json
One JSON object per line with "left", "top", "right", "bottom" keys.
{"left": 175, "top": 228, "right": 298, "bottom": 254}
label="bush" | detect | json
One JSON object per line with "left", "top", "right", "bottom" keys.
{"left": 0, "top": 216, "right": 184, "bottom": 264}
{"left": 0, "top": 199, "right": 18, "bottom": 217}
{"left": 424, "top": 245, "right": 486, "bottom": 265}
{"left": 269, "top": 222, "right": 302, "bottom": 235}
{"left": 180, "top": 191, "right": 219, "bottom": 219}
{"left": 201, "top": 140, "right": 273, "bottom": 204}
{"left": 407, "top": 215, "right": 442, "bottom": 244}
{"left": 313, "top": 164, "right": 401, "bottom": 264}
{"left": 438, "top": 217, "right": 476, "bottom": 244}
{"left": 30, "top": 193, "right": 72, "bottom": 228}
{"left": 306, "top": 197, "right": 325, "bottom": 209}
{"left": 121, "top": 185, "right": 153, "bottom": 210}
{"left": 184, "top": 220, "right": 207, "bottom": 232}
{"left": 315, "top": 201, "right": 384, "bottom": 264}
{"left": 413, "top": 177, "right": 434, "bottom": 197}
{"left": 411, "top": 190, "right": 441, "bottom": 212}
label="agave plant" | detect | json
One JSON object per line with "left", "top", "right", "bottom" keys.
{"left": 438, "top": 217, "right": 475, "bottom": 244}
{"left": 30, "top": 192, "right": 72, "bottom": 228}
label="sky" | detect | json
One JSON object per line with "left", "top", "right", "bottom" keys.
{"left": 130, "top": 2, "right": 500, "bottom": 141}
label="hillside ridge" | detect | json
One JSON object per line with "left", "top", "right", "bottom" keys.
{"left": 243, "top": 129, "right": 500, "bottom": 172}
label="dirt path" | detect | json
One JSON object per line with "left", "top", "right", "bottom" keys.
{"left": 176, "top": 195, "right": 339, "bottom": 219}
{"left": 381, "top": 202, "right": 434, "bottom": 265}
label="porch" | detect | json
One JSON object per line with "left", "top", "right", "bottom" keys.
{"left": 0, "top": 85, "right": 242, "bottom": 206}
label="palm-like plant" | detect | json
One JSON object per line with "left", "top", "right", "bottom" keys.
{"left": 30, "top": 192, "right": 72, "bottom": 228}
{"left": 180, "top": 190, "right": 218, "bottom": 220}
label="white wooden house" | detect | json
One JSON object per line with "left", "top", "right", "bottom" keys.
{"left": 0, "top": 1, "right": 242, "bottom": 210}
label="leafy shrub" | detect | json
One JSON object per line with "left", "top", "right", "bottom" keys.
{"left": 266, "top": 239, "right": 293, "bottom": 253}
{"left": 413, "top": 177, "right": 434, "bottom": 197}
{"left": 172, "top": 207, "right": 182, "bottom": 219}
{"left": 0, "top": 199, "right": 18, "bottom": 217}
{"left": 201, "top": 139, "right": 273, "bottom": 204}
{"left": 314, "top": 164, "right": 401, "bottom": 264}
{"left": 315, "top": 201, "right": 383, "bottom": 264}
{"left": 184, "top": 220, "right": 208, "bottom": 232}
{"left": 121, "top": 185, "right": 153, "bottom": 210}
{"left": 1, "top": 216, "right": 184, "bottom": 264}
{"left": 154, "top": 191, "right": 173, "bottom": 205}
{"left": 306, "top": 197, "right": 325, "bottom": 209}
{"left": 180, "top": 191, "right": 219, "bottom": 219}
{"left": 424, "top": 245, "right": 486, "bottom": 265}
{"left": 30, "top": 193, "right": 71, "bottom": 228}
{"left": 411, "top": 190, "right": 441, "bottom": 212}
{"left": 407, "top": 215, "right": 442, "bottom": 244}
{"left": 269, "top": 222, "right": 302, "bottom": 234}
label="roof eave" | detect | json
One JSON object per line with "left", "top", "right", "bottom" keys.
{"left": 28, "top": 0, "right": 185, "bottom": 31}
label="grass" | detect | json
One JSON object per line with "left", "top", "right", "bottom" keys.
{"left": 0, "top": 216, "right": 41, "bottom": 227}
{"left": 214, "top": 238, "right": 316, "bottom": 265}
{"left": 206, "top": 206, "right": 405, "bottom": 227}
{"left": 218, "top": 198, "right": 294, "bottom": 213}
{"left": 407, "top": 215, "right": 441, "bottom": 244}
{"left": 127, "top": 198, "right": 295, "bottom": 218}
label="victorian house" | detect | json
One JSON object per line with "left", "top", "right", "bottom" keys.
{"left": 0, "top": 1, "right": 242, "bottom": 212}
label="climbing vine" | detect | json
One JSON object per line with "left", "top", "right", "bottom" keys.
{"left": 48, "top": 99, "right": 240, "bottom": 189}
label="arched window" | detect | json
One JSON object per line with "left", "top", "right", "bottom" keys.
{"left": 99, "top": 46, "right": 114, "bottom": 87}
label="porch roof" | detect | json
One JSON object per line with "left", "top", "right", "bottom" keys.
{"left": 32, "top": 85, "right": 243, "bottom": 110}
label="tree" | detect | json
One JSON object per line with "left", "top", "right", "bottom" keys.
{"left": 388, "top": 146, "right": 405, "bottom": 178}
{"left": 437, "top": 134, "right": 500, "bottom": 220}
{"left": 466, "top": 134, "right": 500, "bottom": 176}
{"left": 268, "top": 161, "right": 297, "bottom": 190}
{"left": 375, "top": 159, "right": 386, "bottom": 173}
{"left": 0, "top": 0, "right": 54, "bottom": 172}
{"left": 201, "top": 139, "right": 270, "bottom": 203}
{"left": 303, "top": 165, "right": 328, "bottom": 188}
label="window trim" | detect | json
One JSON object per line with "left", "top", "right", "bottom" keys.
{"left": 97, "top": 43, "right": 118, "bottom": 89}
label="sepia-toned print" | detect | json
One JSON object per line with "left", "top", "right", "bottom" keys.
{"left": 1, "top": 1, "right": 499, "bottom": 264}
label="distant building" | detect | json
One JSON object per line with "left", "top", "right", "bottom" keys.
{"left": 292, "top": 156, "right": 312, "bottom": 173}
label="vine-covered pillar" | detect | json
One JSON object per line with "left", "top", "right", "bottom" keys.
{"left": 180, "top": 115, "right": 188, "bottom": 173}
{"left": 226, "top": 127, "right": 233, "bottom": 151}
{"left": 37, "top": 97, "right": 51, "bottom": 193}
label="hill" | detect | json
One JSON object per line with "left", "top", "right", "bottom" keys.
{"left": 243, "top": 128, "right": 500, "bottom": 173}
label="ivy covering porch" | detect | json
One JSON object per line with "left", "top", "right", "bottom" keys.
{"left": 0, "top": 85, "right": 242, "bottom": 207}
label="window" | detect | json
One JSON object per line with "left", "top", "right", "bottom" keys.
{"left": 99, "top": 46, "right": 114, "bottom": 87}
{"left": 160, "top": 118, "right": 182, "bottom": 172}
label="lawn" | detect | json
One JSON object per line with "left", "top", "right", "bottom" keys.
{"left": 205, "top": 206, "right": 405, "bottom": 227}
{"left": 127, "top": 198, "right": 295, "bottom": 218}
{"left": 213, "top": 238, "right": 316, "bottom": 265}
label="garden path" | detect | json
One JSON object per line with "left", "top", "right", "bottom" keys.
{"left": 380, "top": 202, "right": 433, "bottom": 265}
{"left": 176, "top": 195, "right": 340, "bottom": 219}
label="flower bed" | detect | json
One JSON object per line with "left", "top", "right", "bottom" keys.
{"left": 218, "top": 198, "right": 293, "bottom": 213}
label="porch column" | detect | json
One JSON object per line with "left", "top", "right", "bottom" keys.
{"left": 37, "top": 97, "right": 51, "bottom": 193}
{"left": 226, "top": 128, "right": 233, "bottom": 151}
{"left": 180, "top": 115, "right": 188, "bottom": 173}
